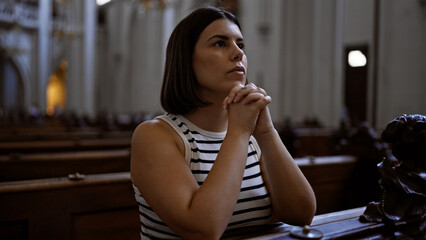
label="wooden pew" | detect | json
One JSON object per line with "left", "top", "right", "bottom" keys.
{"left": 0, "top": 137, "right": 131, "bottom": 154}
{"left": 0, "top": 128, "right": 133, "bottom": 142}
{"left": 0, "top": 149, "right": 131, "bottom": 181}
{"left": 296, "top": 155, "right": 359, "bottom": 214}
{"left": 0, "top": 170, "right": 370, "bottom": 240}
{"left": 0, "top": 152, "right": 359, "bottom": 214}
{"left": 277, "top": 124, "right": 336, "bottom": 158}
{"left": 294, "top": 127, "right": 335, "bottom": 157}
{"left": 0, "top": 125, "right": 69, "bottom": 135}
{"left": 222, "top": 206, "right": 421, "bottom": 239}
{"left": 0, "top": 172, "right": 139, "bottom": 240}
{"left": 0, "top": 155, "right": 388, "bottom": 239}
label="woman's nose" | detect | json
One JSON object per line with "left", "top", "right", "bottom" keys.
{"left": 231, "top": 44, "right": 244, "bottom": 61}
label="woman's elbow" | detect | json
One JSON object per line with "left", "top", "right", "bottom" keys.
{"left": 177, "top": 228, "right": 224, "bottom": 240}
{"left": 295, "top": 189, "right": 317, "bottom": 225}
{"left": 296, "top": 198, "right": 316, "bottom": 225}
{"left": 303, "top": 199, "right": 316, "bottom": 224}
{"left": 173, "top": 221, "right": 227, "bottom": 240}
{"left": 276, "top": 198, "right": 317, "bottom": 226}
{"left": 299, "top": 207, "right": 316, "bottom": 226}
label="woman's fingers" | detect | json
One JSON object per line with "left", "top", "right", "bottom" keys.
{"left": 233, "top": 83, "right": 257, "bottom": 102}
{"left": 256, "top": 86, "right": 267, "bottom": 97}
{"left": 223, "top": 96, "right": 230, "bottom": 110}
{"left": 242, "top": 92, "right": 272, "bottom": 105}
{"left": 224, "top": 84, "right": 271, "bottom": 111}
{"left": 227, "top": 84, "right": 247, "bottom": 103}
{"left": 226, "top": 83, "right": 266, "bottom": 104}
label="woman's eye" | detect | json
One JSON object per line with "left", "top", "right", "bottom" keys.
{"left": 238, "top": 43, "right": 245, "bottom": 49}
{"left": 214, "top": 41, "right": 225, "bottom": 47}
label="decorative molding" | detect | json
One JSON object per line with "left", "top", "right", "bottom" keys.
{"left": 0, "top": 2, "right": 38, "bottom": 29}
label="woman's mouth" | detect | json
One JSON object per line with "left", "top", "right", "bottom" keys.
{"left": 229, "top": 66, "right": 245, "bottom": 75}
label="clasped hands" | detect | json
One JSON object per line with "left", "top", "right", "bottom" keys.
{"left": 222, "top": 83, "right": 274, "bottom": 137}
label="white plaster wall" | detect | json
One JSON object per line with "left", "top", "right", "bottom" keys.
{"left": 339, "top": 0, "right": 425, "bottom": 129}
{"left": 240, "top": 0, "right": 286, "bottom": 123}
{"left": 314, "top": 0, "right": 344, "bottom": 127}
{"left": 376, "top": 0, "right": 426, "bottom": 130}
{"left": 66, "top": 0, "right": 97, "bottom": 117}
{"left": 99, "top": 1, "right": 181, "bottom": 115}
{"left": 37, "top": 0, "right": 51, "bottom": 112}
{"left": 343, "top": 0, "right": 374, "bottom": 45}
{"left": 342, "top": 0, "right": 375, "bottom": 125}
{"left": 241, "top": 0, "right": 343, "bottom": 127}
{"left": 18, "top": 0, "right": 424, "bottom": 128}
{"left": 283, "top": 0, "right": 316, "bottom": 124}
{"left": 106, "top": 0, "right": 133, "bottom": 114}
{"left": 129, "top": 7, "right": 166, "bottom": 114}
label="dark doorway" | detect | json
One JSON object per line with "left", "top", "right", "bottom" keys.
{"left": 344, "top": 45, "right": 368, "bottom": 126}
{"left": 0, "top": 48, "right": 24, "bottom": 110}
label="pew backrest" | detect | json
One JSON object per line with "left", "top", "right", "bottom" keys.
{"left": 0, "top": 172, "right": 139, "bottom": 240}
{"left": 0, "top": 149, "right": 131, "bottom": 181}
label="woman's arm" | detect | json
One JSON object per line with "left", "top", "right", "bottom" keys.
{"left": 227, "top": 83, "right": 316, "bottom": 225}
{"left": 254, "top": 115, "right": 317, "bottom": 225}
{"left": 131, "top": 120, "right": 247, "bottom": 240}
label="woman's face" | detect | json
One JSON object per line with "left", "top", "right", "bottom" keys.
{"left": 192, "top": 19, "right": 247, "bottom": 101}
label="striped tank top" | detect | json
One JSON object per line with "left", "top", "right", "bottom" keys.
{"left": 133, "top": 113, "right": 272, "bottom": 239}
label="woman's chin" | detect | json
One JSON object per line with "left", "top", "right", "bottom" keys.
{"left": 229, "top": 79, "right": 246, "bottom": 87}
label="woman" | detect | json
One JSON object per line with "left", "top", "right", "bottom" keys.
{"left": 131, "top": 7, "right": 316, "bottom": 239}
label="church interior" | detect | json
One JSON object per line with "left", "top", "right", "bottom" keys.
{"left": 0, "top": 0, "right": 425, "bottom": 239}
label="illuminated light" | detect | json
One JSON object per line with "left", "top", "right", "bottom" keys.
{"left": 46, "top": 61, "right": 67, "bottom": 116}
{"left": 348, "top": 50, "right": 367, "bottom": 67}
{"left": 97, "top": 0, "right": 111, "bottom": 6}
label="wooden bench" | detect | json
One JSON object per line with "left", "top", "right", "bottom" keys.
{"left": 0, "top": 137, "right": 131, "bottom": 154}
{"left": 0, "top": 172, "right": 139, "bottom": 240}
{"left": 296, "top": 155, "right": 359, "bottom": 214}
{"left": 0, "top": 152, "right": 359, "bottom": 214}
{"left": 0, "top": 155, "right": 385, "bottom": 239}
{"left": 294, "top": 127, "right": 335, "bottom": 157}
{"left": 222, "top": 206, "right": 421, "bottom": 239}
{"left": 0, "top": 129, "right": 133, "bottom": 142}
{"left": 0, "top": 125, "right": 70, "bottom": 135}
{"left": 0, "top": 149, "right": 131, "bottom": 181}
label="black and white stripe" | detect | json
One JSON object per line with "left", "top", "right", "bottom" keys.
{"left": 133, "top": 114, "right": 272, "bottom": 239}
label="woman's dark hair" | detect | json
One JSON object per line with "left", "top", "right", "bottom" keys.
{"left": 160, "top": 7, "right": 241, "bottom": 114}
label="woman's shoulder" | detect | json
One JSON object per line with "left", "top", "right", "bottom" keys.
{"left": 132, "top": 115, "right": 185, "bottom": 149}
{"left": 131, "top": 116, "right": 186, "bottom": 163}
{"left": 133, "top": 117, "right": 174, "bottom": 140}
